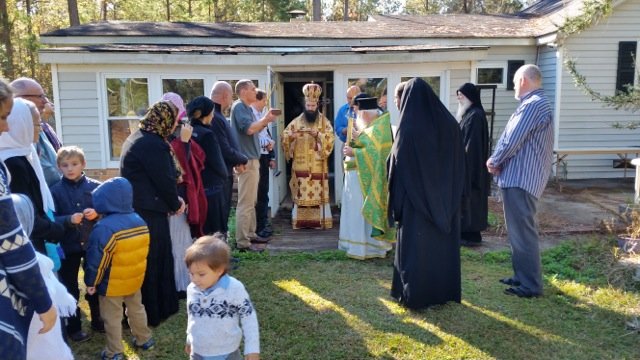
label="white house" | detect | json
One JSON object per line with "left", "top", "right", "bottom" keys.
{"left": 38, "top": 0, "right": 640, "bottom": 216}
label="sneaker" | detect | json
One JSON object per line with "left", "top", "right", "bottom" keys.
{"left": 100, "top": 350, "right": 124, "bottom": 360}
{"left": 69, "top": 330, "right": 91, "bottom": 343}
{"left": 132, "top": 337, "right": 156, "bottom": 351}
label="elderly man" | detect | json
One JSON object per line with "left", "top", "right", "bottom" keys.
{"left": 334, "top": 85, "right": 361, "bottom": 143}
{"left": 281, "top": 83, "right": 335, "bottom": 230}
{"left": 10, "top": 77, "right": 62, "bottom": 186}
{"left": 487, "top": 64, "right": 554, "bottom": 298}
{"left": 230, "top": 80, "right": 277, "bottom": 252}
{"left": 209, "top": 81, "right": 249, "bottom": 238}
{"left": 339, "top": 97, "right": 394, "bottom": 259}
{"left": 456, "top": 83, "right": 490, "bottom": 247}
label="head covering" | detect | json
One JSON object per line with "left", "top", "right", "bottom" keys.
{"left": 389, "top": 77, "right": 464, "bottom": 234}
{"left": 302, "top": 83, "right": 322, "bottom": 104}
{"left": 11, "top": 193, "right": 35, "bottom": 236}
{"left": 187, "top": 96, "right": 215, "bottom": 123}
{"left": 0, "top": 98, "right": 56, "bottom": 213}
{"left": 457, "top": 83, "right": 484, "bottom": 111}
{"left": 161, "top": 92, "right": 186, "bottom": 119}
{"left": 139, "top": 101, "right": 178, "bottom": 139}
{"left": 354, "top": 97, "right": 379, "bottom": 111}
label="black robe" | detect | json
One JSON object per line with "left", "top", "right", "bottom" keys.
{"left": 460, "top": 105, "right": 490, "bottom": 236}
{"left": 388, "top": 78, "right": 465, "bottom": 310}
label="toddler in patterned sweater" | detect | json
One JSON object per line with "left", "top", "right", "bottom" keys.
{"left": 184, "top": 234, "right": 260, "bottom": 360}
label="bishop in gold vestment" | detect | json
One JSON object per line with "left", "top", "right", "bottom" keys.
{"left": 281, "top": 83, "right": 335, "bottom": 229}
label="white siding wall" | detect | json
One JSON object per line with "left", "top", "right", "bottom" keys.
{"left": 474, "top": 47, "right": 537, "bottom": 148}
{"left": 57, "top": 72, "right": 101, "bottom": 168}
{"left": 538, "top": 46, "right": 557, "bottom": 115}
{"left": 558, "top": 0, "right": 640, "bottom": 179}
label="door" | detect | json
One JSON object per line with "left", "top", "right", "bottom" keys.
{"left": 267, "top": 67, "right": 287, "bottom": 217}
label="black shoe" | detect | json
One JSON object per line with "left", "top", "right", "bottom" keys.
{"left": 461, "top": 239, "right": 482, "bottom": 248}
{"left": 69, "top": 330, "right": 91, "bottom": 343}
{"left": 499, "top": 277, "right": 521, "bottom": 287}
{"left": 504, "top": 287, "right": 540, "bottom": 298}
{"left": 91, "top": 321, "right": 105, "bottom": 333}
{"left": 250, "top": 235, "right": 271, "bottom": 244}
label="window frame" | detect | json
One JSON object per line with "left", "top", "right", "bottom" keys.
{"left": 473, "top": 61, "right": 507, "bottom": 88}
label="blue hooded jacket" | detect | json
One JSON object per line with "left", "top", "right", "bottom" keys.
{"left": 84, "top": 177, "right": 150, "bottom": 297}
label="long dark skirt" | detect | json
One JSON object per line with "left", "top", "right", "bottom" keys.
{"left": 203, "top": 187, "right": 226, "bottom": 235}
{"left": 137, "top": 209, "right": 179, "bottom": 326}
{"left": 391, "top": 199, "right": 461, "bottom": 310}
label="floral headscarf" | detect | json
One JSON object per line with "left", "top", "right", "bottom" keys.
{"left": 139, "top": 101, "right": 178, "bottom": 139}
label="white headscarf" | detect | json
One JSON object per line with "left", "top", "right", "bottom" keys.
{"left": 0, "top": 98, "right": 55, "bottom": 213}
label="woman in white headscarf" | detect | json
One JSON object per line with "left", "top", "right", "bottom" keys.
{"left": 11, "top": 193, "right": 75, "bottom": 360}
{"left": 0, "top": 98, "right": 64, "bottom": 254}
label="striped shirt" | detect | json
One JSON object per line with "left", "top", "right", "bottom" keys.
{"left": 489, "top": 89, "right": 554, "bottom": 199}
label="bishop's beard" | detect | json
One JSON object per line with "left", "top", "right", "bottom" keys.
{"left": 304, "top": 109, "right": 319, "bottom": 123}
{"left": 456, "top": 98, "right": 472, "bottom": 122}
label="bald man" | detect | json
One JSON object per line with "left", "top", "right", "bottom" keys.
{"left": 334, "top": 85, "right": 361, "bottom": 143}
{"left": 11, "top": 77, "right": 62, "bottom": 186}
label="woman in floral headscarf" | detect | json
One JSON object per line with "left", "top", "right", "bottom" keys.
{"left": 120, "top": 100, "right": 185, "bottom": 326}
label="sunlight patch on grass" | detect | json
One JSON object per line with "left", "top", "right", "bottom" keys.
{"left": 549, "top": 276, "right": 640, "bottom": 316}
{"left": 462, "top": 300, "right": 573, "bottom": 345}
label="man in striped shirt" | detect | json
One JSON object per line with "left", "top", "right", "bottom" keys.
{"left": 487, "top": 64, "right": 554, "bottom": 298}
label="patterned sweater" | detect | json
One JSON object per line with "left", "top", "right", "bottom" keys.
{"left": 186, "top": 275, "right": 259, "bottom": 357}
{"left": 0, "top": 164, "right": 52, "bottom": 360}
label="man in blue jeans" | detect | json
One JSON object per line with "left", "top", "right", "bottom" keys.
{"left": 487, "top": 64, "right": 554, "bottom": 298}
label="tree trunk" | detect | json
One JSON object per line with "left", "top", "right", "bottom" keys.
{"left": 312, "top": 0, "right": 321, "bottom": 21}
{"left": 101, "top": 0, "right": 107, "bottom": 21}
{"left": 343, "top": 0, "right": 348, "bottom": 20}
{"left": 188, "top": 0, "right": 192, "bottom": 17}
{"left": 68, "top": 0, "right": 80, "bottom": 26}
{"left": 0, "top": 0, "right": 14, "bottom": 79}
{"left": 166, "top": 0, "right": 171, "bottom": 21}
{"left": 463, "top": 0, "right": 469, "bottom": 13}
{"left": 425, "top": 0, "right": 429, "bottom": 12}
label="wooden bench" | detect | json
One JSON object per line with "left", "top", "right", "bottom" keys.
{"left": 554, "top": 147, "right": 640, "bottom": 178}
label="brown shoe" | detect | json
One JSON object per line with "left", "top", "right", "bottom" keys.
{"left": 250, "top": 235, "right": 271, "bottom": 244}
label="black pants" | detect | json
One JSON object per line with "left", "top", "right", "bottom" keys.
{"left": 58, "top": 251, "right": 101, "bottom": 334}
{"left": 255, "top": 154, "right": 271, "bottom": 233}
{"left": 222, "top": 175, "right": 234, "bottom": 233}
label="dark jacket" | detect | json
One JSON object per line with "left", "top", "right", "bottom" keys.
{"left": 5, "top": 156, "right": 64, "bottom": 253}
{"left": 50, "top": 174, "right": 102, "bottom": 254}
{"left": 191, "top": 119, "right": 228, "bottom": 189}
{"left": 210, "top": 103, "right": 248, "bottom": 175}
{"left": 84, "top": 177, "right": 150, "bottom": 297}
{"left": 120, "top": 129, "right": 181, "bottom": 214}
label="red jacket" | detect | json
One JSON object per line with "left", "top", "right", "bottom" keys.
{"left": 171, "top": 139, "right": 207, "bottom": 237}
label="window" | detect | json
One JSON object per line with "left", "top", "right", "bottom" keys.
{"left": 477, "top": 67, "right": 504, "bottom": 86}
{"left": 106, "top": 77, "right": 148, "bottom": 160}
{"left": 506, "top": 60, "right": 525, "bottom": 91}
{"left": 616, "top": 41, "right": 637, "bottom": 93}
{"left": 162, "top": 78, "right": 205, "bottom": 108}
{"left": 401, "top": 76, "right": 441, "bottom": 96}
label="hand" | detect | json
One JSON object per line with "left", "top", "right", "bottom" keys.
{"left": 343, "top": 146, "right": 354, "bottom": 157}
{"left": 486, "top": 159, "right": 501, "bottom": 175}
{"left": 38, "top": 305, "right": 57, "bottom": 334}
{"left": 245, "top": 353, "right": 260, "bottom": 360}
{"left": 234, "top": 164, "right": 247, "bottom": 174}
{"left": 352, "top": 128, "right": 361, "bottom": 139}
{"left": 266, "top": 142, "right": 274, "bottom": 152}
{"left": 86, "top": 287, "right": 96, "bottom": 295}
{"left": 180, "top": 123, "right": 193, "bottom": 142}
{"left": 83, "top": 208, "right": 98, "bottom": 221}
{"left": 265, "top": 112, "right": 276, "bottom": 123}
{"left": 184, "top": 344, "right": 191, "bottom": 355}
{"left": 269, "top": 160, "right": 276, "bottom": 169}
{"left": 42, "top": 102, "right": 55, "bottom": 120}
{"left": 310, "top": 129, "right": 318, "bottom": 138}
{"left": 175, "top": 197, "right": 186, "bottom": 215}
{"left": 70, "top": 213, "right": 84, "bottom": 225}
{"left": 342, "top": 128, "right": 348, "bottom": 135}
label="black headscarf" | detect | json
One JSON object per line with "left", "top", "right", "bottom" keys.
{"left": 388, "top": 78, "right": 465, "bottom": 234}
{"left": 457, "top": 83, "right": 485, "bottom": 113}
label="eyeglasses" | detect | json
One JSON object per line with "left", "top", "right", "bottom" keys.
{"left": 21, "top": 94, "right": 47, "bottom": 100}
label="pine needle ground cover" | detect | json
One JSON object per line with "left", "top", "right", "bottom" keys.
{"left": 71, "top": 236, "right": 640, "bottom": 359}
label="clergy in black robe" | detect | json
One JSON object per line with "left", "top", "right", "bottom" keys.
{"left": 456, "top": 83, "right": 490, "bottom": 246}
{"left": 388, "top": 78, "right": 465, "bottom": 310}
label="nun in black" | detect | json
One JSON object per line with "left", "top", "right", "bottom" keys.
{"left": 387, "top": 78, "right": 465, "bottom": 310}
{"left": 457, "top": 83, "right": 490, "bottom": 246}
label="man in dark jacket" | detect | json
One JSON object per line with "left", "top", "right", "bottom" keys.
{"left": 209, "top": 81, "right": 249, "bottom": 237}
{"left": 456, "top": 83, "right": 490, "bottom": 247}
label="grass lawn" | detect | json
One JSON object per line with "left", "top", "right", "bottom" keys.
{"left": 70, "top": 236, "right": 640, "bottom": 360}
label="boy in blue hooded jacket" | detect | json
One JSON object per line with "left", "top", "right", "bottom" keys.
{"left": 84, "top": 177, "right": 155, "bottom": 360}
